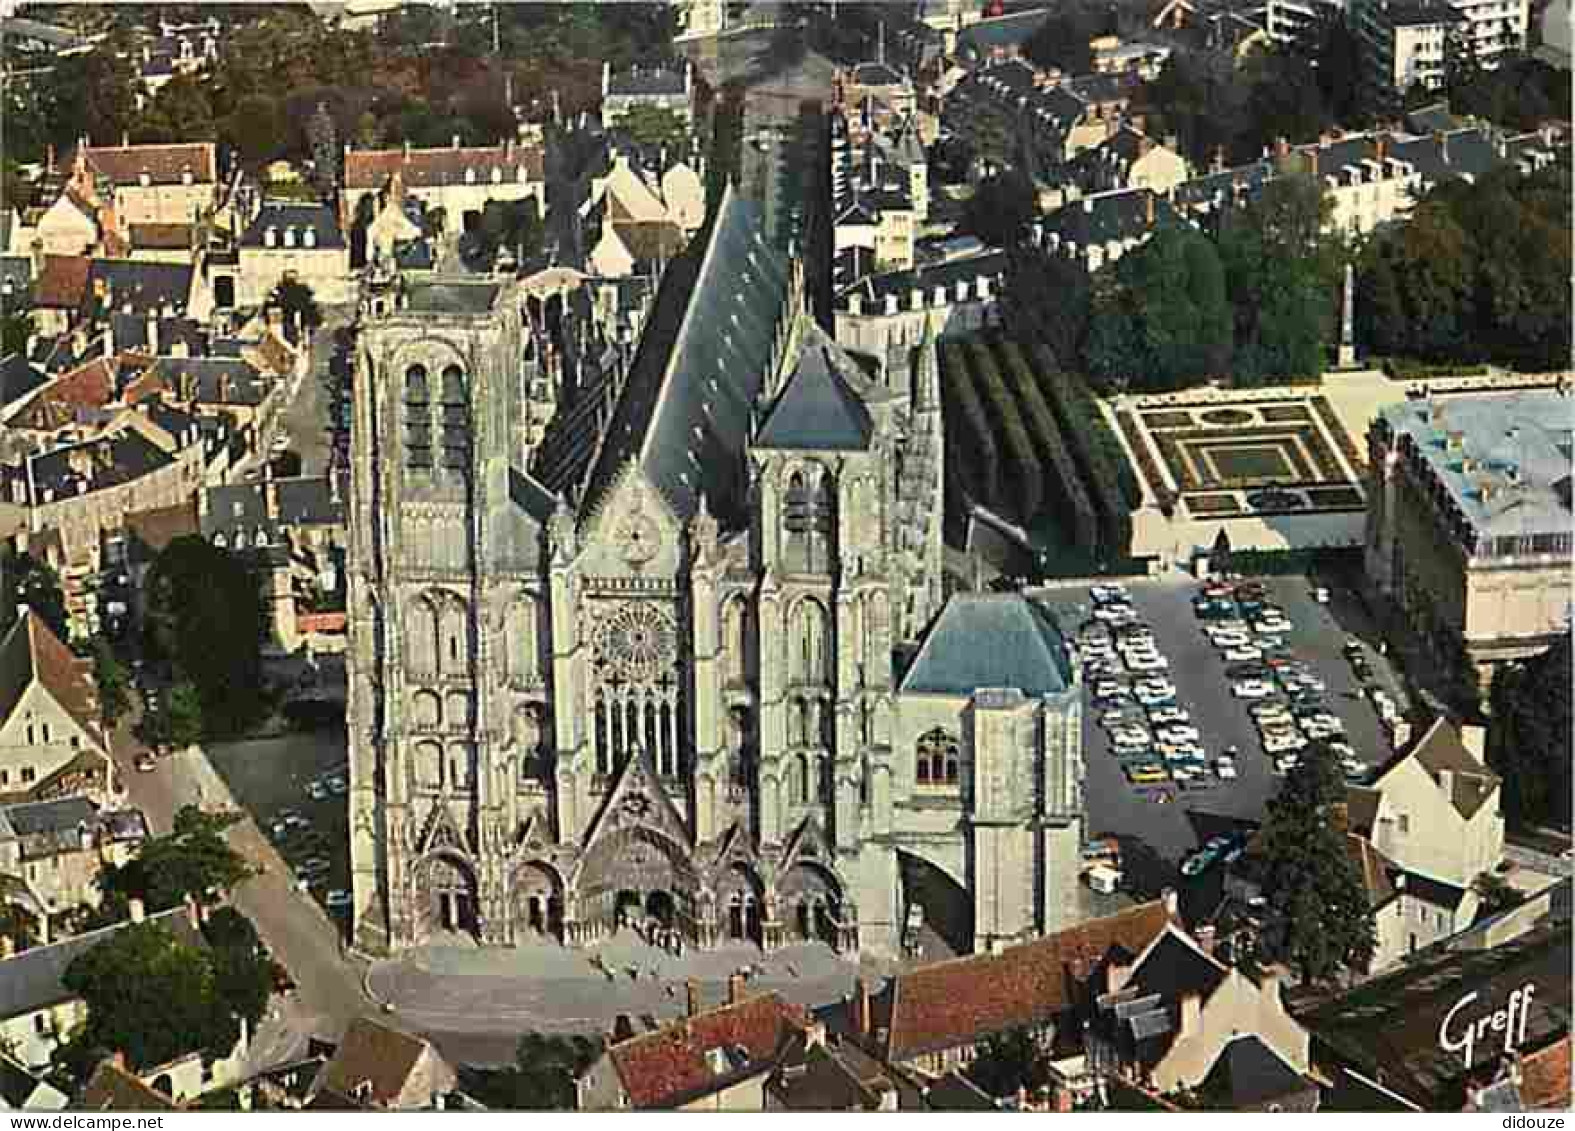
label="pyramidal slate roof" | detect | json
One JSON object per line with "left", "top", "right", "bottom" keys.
{"left": 580, "top": 184, "right": 791, "bottom": 527}
{"left": 755, "top": 323, "right": 873, "bottom": 452}
{"left": 901, "top": 594, "right": 1072, "bottom": 697}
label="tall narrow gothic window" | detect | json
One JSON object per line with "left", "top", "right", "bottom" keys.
{"left": 916, "top": 728, "right": 959, "bottom": 786}
{"left": 440, "top": 365, "right": 470, "bottom": 473}
{"left": 810, "top": 475, "right": 837, "bottom": 571}
{"left": 782, "top": 470, "right": 838, "bottom": 573}
{"left": 404, "top": 365, "right": 431, "bottom": 471}
{"left": 789, "top": 599, "right": 829, "bottom": 686}
{"left": 783, "top": 472, "right": 810, "bottom": 571}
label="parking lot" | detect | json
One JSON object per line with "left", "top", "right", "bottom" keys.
{"left": 208, "top": 730, "right": 351, "bottom": 922}
{"left": 1031, "top": 574, "right": 1409, "bottom": 891}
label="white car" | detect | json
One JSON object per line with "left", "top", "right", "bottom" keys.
{"left": 1094, "top": 680, "right": 1127, "bottom": 699}
{"left": 1275, "top": 755, "right": 1301, "bottom": 774}
{"left": 1155, "top": 724, "right": 1201, "bottom": 744}
{"left": 1134, "top": 685, "right": 1177, "bottom": 707}
{"left": 1254, "top": 619, "right": 1292, "bottom": 636}
{"left": 1264, "top": 731, "right": 1307, "bottom": 754}
{"left": 1216, "top": 757, "right": 1238, "bottom": 780}
{"left": 1112, "top": 732, "right": 1151, "bottom": 752}
{"left": 1094, "top": 604, "right": 1135, "bottom": 623}
{"left": 1233, "top": 680, "right": 1274, "bottom": 699}
{"left": 1250, "top": 701, "right": 1292, "bottom": 719}
{"left": 1090, "top": 584, "right": 1128, "bottom": 604}
{"left": 1223, "top": 645, "right": 1263, "bottom": 662}
{"left": 1208, "top": 630, "right": 1252, "bottom": 648}
{"left": 1148, "top": 706, "right": 1190, "bottom": 725}
{"left": 1125, "top": 653, "right": 1169, "bottom": 673}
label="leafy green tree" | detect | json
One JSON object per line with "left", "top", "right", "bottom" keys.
{"left": 268, "top": 278, "right": 322, "bottom": 334}
{"left": 1488, "top": 634, "right": 1573, "bottom": 829}
{"left": 143, "top": 537, "right": 266, "bottom": 737}
{"left": 98, "top": 805, "right": 253, "bottom": 914}
{"left": 306, "top": 102, "right": 339, "bottom": 198}
{"left": 89, "top": 641, "right": 131, "bottom": 728}
{"left": 0, "top": 549, "right": 69, "bottom": 642}
{"left": 133, "top": 73, "right": 216, "bottom": 144}
{"left": 1023, "top": 2, "right": 1115, "bottom": 75}
{"left": 37, "top": 43, "right": 138, "bottom": 147}
{"left": 1002, "top": 247, "right": 1091, "bottom": 370}
{"left": 165, "top": 680, "right": 205, "bottom": 747}
{"left": 58, "top": 922, "right": 239, "bottom": 1078}
{"left": 1085, "top": 226, "right": 1232, "bottom": 391}
{"left": 475, "top": 197, "right": 544, "bottom": 264}
{"left": 202, "top": 907, "right": 272, "bottom": 1033}
{"left": 1357, "top": 202, "right": 1474, "bottom": 358}
{"left": 966, "top": 1026, "right": 1051, "bottom": 1098}
{"left": 459, "top": 1032, "right": 603, "bottom": 1109}
{"left": 961, "top": 169, "right": 1037, "bottom": 249}
{"left": 1219, "top": 175, "right": 1342, "bottom": 384}
{"left": 613, "top": 105, "right": 691, "bottom": 156}
{"left": 1257, "top": 741, "right": 1376, "bottom": 982}
{"left": 1, "top": 313, "right": 32, "bottom": 357}
{"left": 225, "top": 94, "right": 285, "bottom": 167}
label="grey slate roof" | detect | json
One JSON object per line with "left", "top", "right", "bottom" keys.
{"left": 0, "top": 907, "right": 199, "bottom": 1020}
{"left": 756, "top": 324, "right": 874, "bottom": 452}
{"left": 0, "top": 356, "right": 48, "bottom": 408}
{"left": 1126, "top": 931, "right": 1227, "bottom": 1002}
{"left": 837, "top": 248, "right": 1005, "bottom": 307}
{"left": 1043, "top": 188, "right": 1188, "bottom": 249}
{"left": 1201, "top": 1035, "right": 1314, "bottom": 1109}
{"left": 1, "top": 796, "right": 96, "bottom": 839}
{"left": 29, "top": 430, "right": 173, "bottom": 501}
{"left": 580, "top": 185, "right": 790, "bottom": 528}
{"left": 82, "top": 259, "right": 194, "bottom": 318}
{"left": 901, "top": 593, "right": 1072, "bottom": 697}
{"left": 1377, "top": 390, "right": 1574, "bottom": 540}
{"left": 957, "top": 9, "right": 1051, "bottom": 58}
{"left": 151, "top": 356, "right": 268, "bottom": 406}
{"left": 239, "top": 201, "right": 346, "bottom": 250}
{"left": 403, "top": 281, "right": 501, "bottom": 314}
{"left": 0, "top": 257, "right": 31, "bottom": 296}
{"left": 607, "top": 63, "right": 687, "bottom": 97}
{"left": 275, "top": 475, "right": 346, "bottom": 526}
{"left": 509, "top": 467, "right": 559, "bottom": 523}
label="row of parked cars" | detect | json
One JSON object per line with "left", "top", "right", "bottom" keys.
{"left": 266, "top": 763, "right": 351, "bottom": 913}
{"left": 1078, "top": 585, "right": 1235, "bottom": 797}
{"left": 1196, "top": 580, "right": 1371, "bottom": 780}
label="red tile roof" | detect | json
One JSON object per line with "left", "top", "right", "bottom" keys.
{"left": 344, "top": 143, "right": 545, "bottom": 190}
{"left": 32, "top": 255, "right": 92, "bottom": 309}
{"left": 1520, "top": 1034, "right": 1572, "bottom": 1111}
{"left": 82, "top": 142, "right": 217, "bottom": 186}
{"left": 880, "top": 900, "right": 1176, "bottom": 1061}
{"left": 129, "top": 223, "right": 195, "bottom": 250}
{"left": 610, "top": 993, "right": 808, "bottom": 1109}
{"left": 47, "top": 357, "right": 116, "bottom": 408}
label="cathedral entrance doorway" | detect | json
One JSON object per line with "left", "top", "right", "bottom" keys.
{"left": 514, "top": 862, "right": 565, "bottom": 942}
{"left": 781, "top": 862, "right": 843, "bottom": 947}
{"left": 414, "top": 854, "right": 479, "bottom": 941}
{"left": 645, "top": 890, "right": 677, "bottom": 928}
{"left": 615, "top": 889, "right": 643, "bottom": 930}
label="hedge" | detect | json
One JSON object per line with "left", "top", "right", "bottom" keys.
{"left": 965, "top": 340, "right": 1044, "bottom": 524}
{"left": 940, "top": 342, "right": 1001, "bottom": 508}
{"left": 997, "top": 340, "right": 1099, "bottom": 553}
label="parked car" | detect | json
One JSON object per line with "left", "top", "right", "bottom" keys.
{"left": 1216, "top": 756, "right": 1238, "bottom": 780}
{"left": 306, "top": 781, "right": 329, "bottom": 802}
{"left": 1148, "top": 705, "right": 1190, "bottom": 725}
{"left": 134, "top": 753, "right": 157, "bottom": 773}
{"left": 325, "top": 889, "right": 353, "bottom": 911}
{"left": 1125, "top": 652, "right": 1169, "bottom": 673}
{"left": 1233, "top": 680, "right": 1274, "bottom": 699}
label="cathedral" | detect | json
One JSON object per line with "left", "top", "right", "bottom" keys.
{"left": 345, "top": 187, "right": 1085, "bottom": 959}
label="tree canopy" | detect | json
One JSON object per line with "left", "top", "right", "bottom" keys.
{"left": 1084, "top": 226, "right": 1232, "bottom": 392}
{"left": 143, "top": 536, "right": 266, "bottom": 737}
{"left": 1256, "top": 741, "right": 1376, "bottom": 982}
{"left": 459, "top": 1032, "right": 603, "bottom": 1110}
{"left": 98, "top": 806, "right": 253, "bottom": 914}
{"left": 0, "top": 549, "right": 70, "bottom": 643}
{"left": 961, "top": 169, "right": 1038, "bottom": 249}
{"left": 612, "top": 105, "right": 692, "bottom": 157}
{"left": 966, "top": 1027, "right": 1052, "bottom": 1098}
{"left": 269, "top": 278, "right": 323, "bottom": 334}
{"left": 1488, "top": 635, "right": 1573, "bottom": 830}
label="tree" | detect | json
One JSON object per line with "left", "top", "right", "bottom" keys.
{"left": 1219, "top": 175, "right": 1342, "bottom": 384}
{"left": 306, "top": 102, "right": 339, "bottom": 197}
{"left": 98, "top": 805, "right": 253, "bottom": 915}
{"left": 966, "top": 1027, "right": 1051, "bottom": 1098}
{"left": 1002, "top": 247, "right": 1091, "bottom": 373}
{"left": 37, "top": 44, "right": 138, "bottom": 147}
{"left": 459, "top": 1032, "right": 603, "bottom": 1110}
{"left": 473, "top": 197, "right": 544, "bottom": 265}
{"left": 0, "top": 549, "right": 69, "bottom": 642}
{"left": 613, "top": 104, "right": 691, "bottom": 156}
{"left": 225, "top": 94, "right": 285, "bottom": 167}
{"left": 267, "top": 278, "right": 323, "bottom": 335}
{"left": 143, "top": 537, "right": 266, "bottom": 737}
{"left": 1209, "top": 528, "right": 1233, "bottom": 576}
{"left": 1488, "top": 635, "right": 1573, "bottom": 829}
{"left": 0, "top": 313, "right": 32, "bottom": 358}
{"left": 1023, "top": 2, "right": 1115, "bottom": 76}
{"left": 1256, "top": 741, "right": 1376, "bottom": 982}
{"left": 58, "top": 922, "right": 240, "bottom": 1078}
{"left": 1085, "top": 226, "right": 1232, "bottom": 391}
{"left": 89, "top": 640, "right": 131, "bottom": 728}
{"left": 164, "top": 680, "right": 205, "bottom": 748}
{"left": 202, "top": 908, "right": 272, "bottom": 1033}
{"left": 961, "top": 169, "right": 1037, "bottom": 249}
{"left": 133, "top": 73, "right": 216, "bottom": 144}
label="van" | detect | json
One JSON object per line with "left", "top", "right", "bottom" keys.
{"left": 1086, "top": 865, "right": 1122, "bottom": 894}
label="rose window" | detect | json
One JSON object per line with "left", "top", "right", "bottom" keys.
{"left": 594, "top": 603, "right": 677, "bottom": 684}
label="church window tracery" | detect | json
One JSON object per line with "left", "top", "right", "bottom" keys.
{"left": 916, "top": 728, "right": 959, "bottom": 786}
{"left": 404, "top": 365, "right": 431, "bottom": 471}
{"left": 789, "top": 599, "right": 829, "bottom": 686}
{"left": 439, "top": 365, "right": 470, "bottom": 473}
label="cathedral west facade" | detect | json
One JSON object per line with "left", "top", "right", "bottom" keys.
{"left": 346, "top": 187, "right": 1085, "bottom": 959}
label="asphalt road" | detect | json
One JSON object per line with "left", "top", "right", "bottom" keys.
{"left": 1030, "top": 574, "right": 1410, "bottom": 903}
{"left": 110, "top": 712, "right": 368, "bottom": 1052}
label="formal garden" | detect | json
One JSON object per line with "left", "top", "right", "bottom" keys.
{"left": 1117, "top": 395, "right": 1368, "bottom": 521}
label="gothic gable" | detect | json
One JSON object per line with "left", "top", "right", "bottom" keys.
{"left": 777, "top": 814, "right": 833, "bottom": 874}
{"left": 580, "top": 741, "right": 692, "bottom": 854}
{"left": 418, "top": 798, "right": 471, "bottom": 857}
{"left": 577, "top": 462, "right": 684, "bottom": 579}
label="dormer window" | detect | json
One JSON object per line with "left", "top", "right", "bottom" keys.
{"left": 490, "top": 167, "right": 502, "bottom": 184}
{"left": 303, "top": 227, "right": 316, "bottom": 248}
{"left": 264, "top": 227, "right": 278, "bottom": 248}
{"left": 283, "top": 227, "right": 297, "bottom": 248}
{"left": 181, "top": 169, "right": 193, "bottom": 186}
{"left": 465, "top": 168, "right": 476, "bottom": 184}
{"left": 139, "top": 171, "right": 152, "bottom": 187}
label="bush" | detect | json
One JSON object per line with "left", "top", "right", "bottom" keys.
{"left": 964, "top": 340, "right": 1043, "bottom": 523}
{"left": 940, "top": 342, "right": 1001, "bottom": 508}
{"left": 997, "top": 340, "right": 1099, "bottom": 553}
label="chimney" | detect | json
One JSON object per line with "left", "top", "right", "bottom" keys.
{"left": 185, "top": 893, "right": 202, "bottom": 931}
{"left": 1145, "top": 192, "right": 1155, "bottom": 227}
{"left": 1460, "top": 724, "right": 1486, "bottom": 761}
{"left": 727, "top": 973, "right": 747, "bottom": 1006}
{"left": 1053, "top": 1084, "right": 1074, "bottom": 1113}
{"left": 452, "top": 134, "right": 461, "bottom": 150}
{"left": 129, "top": 897, "right": 146, "bottom": 924}
{"left": 1438, "top": 768, "right": 1455, "bottom": 803}
{"left": 685, "top": 978, "right": 702, "bottom": 1018}
{"left": 1161, "top": 888, "right": 1179, "bottom": 919}
{"left": 101, "top": 325, "right": 113, "bottom": 359}
{"left": 855, "top": 977, "right": 872, "bottom": 1038}
{"left": 1179, "top": 992, "right": 1202, "bottom": 1039}
{"left": 877, "top": 1085, "right": 899, "bottom": 1112}
{"left": 1274, "top": 136, "right": 1290, "bottom": 160}
{"left": 0, "top": 936, "right": 14, "bottom": 960}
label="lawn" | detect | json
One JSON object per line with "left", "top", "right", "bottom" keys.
{"left": 1201, "top": 444, "right": 1300, "bottom": 482}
